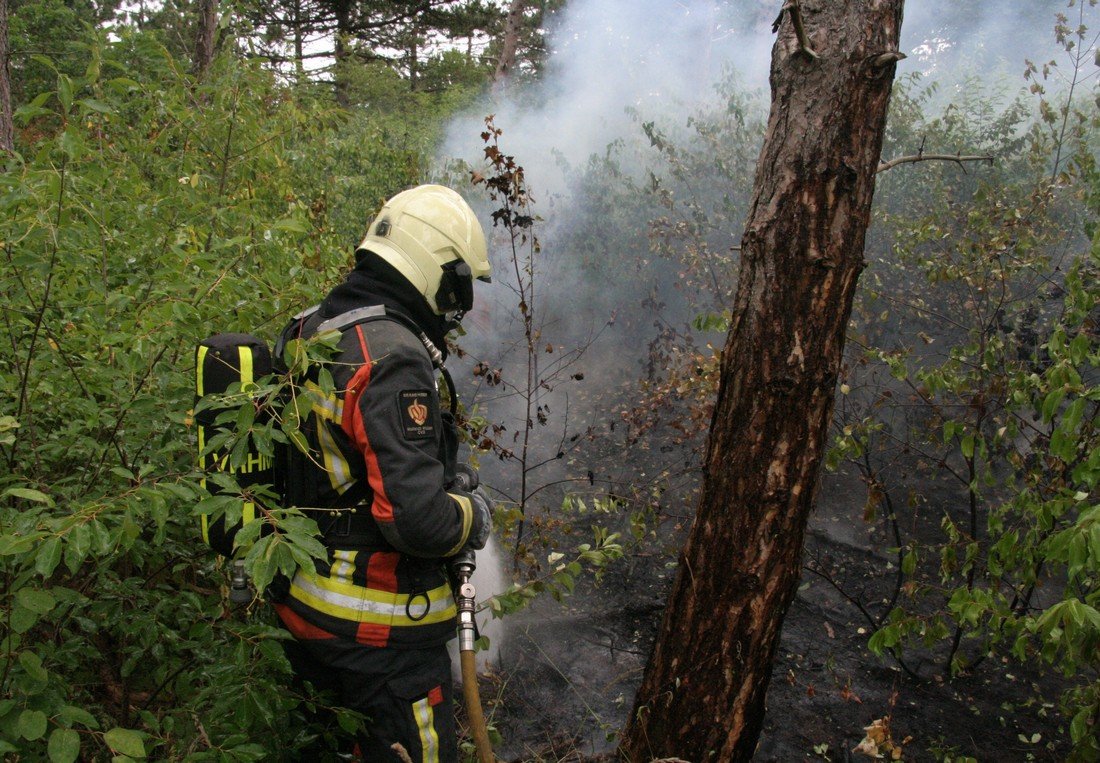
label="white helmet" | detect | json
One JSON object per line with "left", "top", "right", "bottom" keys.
{"left": 356, "top": 184, "right": 490, "bottom": 316}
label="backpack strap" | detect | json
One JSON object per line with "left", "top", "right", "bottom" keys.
{"left": 314, "top": 305, "right": 387, "bottom": 336}
{"left": 273, "top": 303, "right": 321, "bottom": 363}
{"left": 314, "top": 305, "right": 458, "bottom": 414}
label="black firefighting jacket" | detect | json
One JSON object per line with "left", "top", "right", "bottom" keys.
{"left": 274, "top": 273, "right": 477, "bottom": 649}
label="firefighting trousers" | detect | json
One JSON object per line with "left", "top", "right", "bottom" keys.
{"left": 283, "top": 635, "right": 457, "bottom": 762}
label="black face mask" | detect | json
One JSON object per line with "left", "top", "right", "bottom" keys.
{"left": 434, "top": 260, "right": 474, "bottom": 314}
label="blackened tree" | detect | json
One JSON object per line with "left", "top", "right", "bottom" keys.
{"left": 619, "top": 0, "right": 906, "bottom": 759}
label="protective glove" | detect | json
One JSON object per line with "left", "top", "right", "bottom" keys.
{"left": 466, "top": 487, "right": 493, "bottom": 550}
{"left": 452, "top": 463, "right": 479, "bottom": 492}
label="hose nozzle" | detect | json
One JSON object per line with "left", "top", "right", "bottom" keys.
{"left": 450, "top": 549, "right": 478, "bottom": 653}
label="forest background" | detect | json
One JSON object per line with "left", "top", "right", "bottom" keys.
{"left": 0, "top": 0, "right": 1097, "bottom": 761}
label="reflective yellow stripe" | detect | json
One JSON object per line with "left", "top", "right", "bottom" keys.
{"left": 301, "top": 382, "right": 352, "bottom": 493}
{"left": 443, "top": 493, "right": 473, "bottom": 557}
{"left": 196, "top": 344, "right": 257, "bottom": 545}
{"left": 316, "top": 414, "right": 352, "bottom": 491}
{"left": 289, "top": 571, "right": 456, "bottom": 626}
{"left": 305, "top": 380, "right": 342, "bottom": 420}
{"left": 196, "top": 359, "right": 209, "bottom": 542}
{"left": 237, "top": 345, "right": 254, "bottom": 384}
{"left": 196, "top": 344, "right": 209, "bottom": 396}
{"left": 331, "top": 549, "right": 356, "bottom": 583}
{"left": 414, "top": 697, "right": 439, "bottom": 762}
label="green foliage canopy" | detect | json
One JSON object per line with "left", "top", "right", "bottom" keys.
{"left": 0, "top": 28, "right": 435, "bottom": 758}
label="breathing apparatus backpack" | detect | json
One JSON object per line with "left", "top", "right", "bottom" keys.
{"left": 194, "top": 305, "right": 460, "bottom": 558}
{"left": 194, "top": 333, "right": 276, "bottom": 557}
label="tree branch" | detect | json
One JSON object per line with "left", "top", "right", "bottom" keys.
{"left": 773, "top": 0, "right": 818, "bottom": 60}
{"left": 877, "top": 152, "right": 994, "bottom": 174}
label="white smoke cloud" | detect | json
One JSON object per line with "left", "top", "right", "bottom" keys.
{"left": 440, "top": 0, "right": 1094, "bottom": 515}
{"left": 442, "top": 0, "right": 774, "bottom": 198}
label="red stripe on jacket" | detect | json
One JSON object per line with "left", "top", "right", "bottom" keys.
{"left": 356, "top": 622, "right": 391, "bottom": 647}
{"left": 342, "top": 325, "right": 396, "bottom": 522}
{"left": 275, "top": 603, "right": 336, "bottom": 640}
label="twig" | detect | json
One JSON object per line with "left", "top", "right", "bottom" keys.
{"left": 803, "top": 562, "right": 920, "bottom": 680}
{"left": 13, "top": 155, "right": 68, "bottom": 466}
{"left": 877, "top": 152, "right": 994, "bottom": 174}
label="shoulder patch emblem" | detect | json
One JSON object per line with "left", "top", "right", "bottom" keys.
{"left": 399, "top": 390, "right": 436, "bottom": 439}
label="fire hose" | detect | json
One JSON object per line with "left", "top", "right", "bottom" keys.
{"left": 450, "top": 466, "right": 495, "bottom": 763}
{"left": 451, "top": 550, "right": 495, "bottom": 763}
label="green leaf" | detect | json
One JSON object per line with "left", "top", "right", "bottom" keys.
{"left": 0, "top": 533, "right": 39, "bottom": 556}
{"left": 64, "top": 523, "right": 91, "bottom": 573}
{"left": 36, "top": 537, "right": 63, "bottom": 577}
{"left": 77, "top": 98, "right": 113, "bottom": 114}
{"left": 960, "top": 434, "right": 974, "bottom": 459}
{"left": 48, "top": 727, "right": 81, "bottom": 763}
{"left": 104, "top": 727, "right": 146, "bottom": 758}
{"left": 58, "top": 705, "right": 99, "bottom": 729}
{"left": 2, "top": 487, "right": 54, "bottom": 505}
{"left": 30, "top": 53, "right": 57, "bottom": 70}
{"left": 288, "top": 428, "right": 310, "bottom": 455}
{"left": 1041, "top": 388, "right": 1065, "bottom": 423}
{"left": 18, "top": 709, "right": 48, "bottom": 741}
{"left": 901, "top": 550, "right": 917, "bottom": 576}
{"left": 271, "top": 217, "right": 308, "bottom": 233}
{"left": 10, "top": 604, "right": 39, "bottom": 633}
{"left": 16, "top": 588, "right": 56, "bottom": 615}
{"left": 18, "top": 651, "right": 48, "bottom": 682}
{"left": 57, "top": 74, "right": 74, "bottom": 112}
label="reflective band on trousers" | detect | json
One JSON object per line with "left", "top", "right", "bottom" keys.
{"left": 289, "top": 571, "right": 456, "bottom": 626}
{"left": 414, "top": 696, "right": 440, "bottom": 762}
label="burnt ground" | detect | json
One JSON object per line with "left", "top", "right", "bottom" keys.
{"left": 474, "top": 472, "right": 1075, "bottom": 762}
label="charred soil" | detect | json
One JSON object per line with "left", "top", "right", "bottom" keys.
{"left": 481, "top": 472, "right": 1074, "bottom": 762}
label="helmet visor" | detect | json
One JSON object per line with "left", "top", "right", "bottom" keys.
{"left": 435, "top": 260, "right": 474, "bottom": 314}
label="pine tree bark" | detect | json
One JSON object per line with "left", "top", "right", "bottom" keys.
{"left": 292, "top": 0, "right": 305, "bottom": 80}
{"left": 332, "top": 0, "right": 353, "bottom": 107}
{"left": 192, "top": 0, "right": 218, "bottom": 78}
{"left": 619, "top": 1, "right": 904, "bottom": 760}
{"left": 0, "top": 0, "right": 13, "bottom": 153}
{"left": 493, "top": 0, "right": 526, "bottom": 84}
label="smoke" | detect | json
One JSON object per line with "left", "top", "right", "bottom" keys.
{"left": 438, "top": 0, "right": 1088, "bottom": 364}
{"left": 900, "top": 0, "right": 1079, "bottom": 82}
{"left": 440, "top": 0, "right": 776, "bottom": 392}
{"left": 439, "top": 0, "right": 1093, "bottom": 509}
{"left": 443, "top": 0, "right": 772, "bottom": 196}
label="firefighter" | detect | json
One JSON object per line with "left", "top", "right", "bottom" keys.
{"left": 273, "top": 184, "right": 493, "bottom": 762}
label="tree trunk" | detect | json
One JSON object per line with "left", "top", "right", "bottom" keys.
{"left": 0, "top": 0, "right": 13, "bottom": 153}
{"left": 192, "top": 0, "right": 218, "bottom": 78}
{"left": 332, "top": 0, "right": 352, "bottom": 107}
{"left": 619, "top": 1, "right": 904, "bottom": 760}
{"left": 493, "top": 0, "right": 526, "bottom": 85}
{"left": 293, "top": 0, "right": 305, "bottom": 80}
{"left": 408, "top": 23, "right": 419, "bottom": 91}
